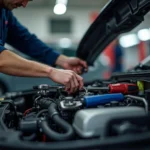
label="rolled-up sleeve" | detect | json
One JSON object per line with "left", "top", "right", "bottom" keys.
{"left": 6, "top": 12, "right": 60, "bottom": 66}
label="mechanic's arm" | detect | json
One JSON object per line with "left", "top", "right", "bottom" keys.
{"left": 0, "top": 50, "right": 83, "bottom": 93}
{"left": 6, "top": 12, "right": 88, "bottom": 74}
{"left": 55, "top": 55, "right": 88, "bottom": 74}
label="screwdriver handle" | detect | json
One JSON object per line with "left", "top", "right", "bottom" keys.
{"left": 109, "top": 83, "right": 139, "bottom": 94}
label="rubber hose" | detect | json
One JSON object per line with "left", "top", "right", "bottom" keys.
{"left": 40, "top": 119, "right": 74, "bottom": 141}
{"left": 40, "top": 103, "right": 74, "bottom": 141}
{"left": 36, "top": 109, "right": 48, "bottom": 118}
{"left": 53, "top": 115, "right": 74, "bottom": 138}
{"left": 39, "top": 98, "right": 53, "bottom": 109}
{"left": 22, "top": 133, "right": 37, "bottom": 141}
{"left": 48, "top": 103, "right": 58, "bottom": 118}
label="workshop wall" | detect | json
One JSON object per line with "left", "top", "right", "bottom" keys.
{"left": 13, "top": 7, "right": 99, "bottom": 43}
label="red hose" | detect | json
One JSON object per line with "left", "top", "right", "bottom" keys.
{"left": 24, "top": 108, "right": 32, "bottom": 116}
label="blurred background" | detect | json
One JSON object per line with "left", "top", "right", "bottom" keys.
{"left": 1, "top": 0, "right": 150, "bottom": 94}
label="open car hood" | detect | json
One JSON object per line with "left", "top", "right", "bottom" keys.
{"left": 77, "top": 0, "right": 150, "bottom": 65}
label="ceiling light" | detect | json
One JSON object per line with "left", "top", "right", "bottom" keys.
{"left": 54, "top": 0, "right": 68, "bottom": 15}
{"left": 53, "top": 3, "right": 67, "bottom": 15}
{"left": 138, "top": 29, "right": 150, "bottom": 41}
{"left": 119, "top": 34, "right": 139, "bottom": 48}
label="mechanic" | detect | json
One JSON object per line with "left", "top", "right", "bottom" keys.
{"left": 0, "top": 0, "right": 88, "bottom": 94}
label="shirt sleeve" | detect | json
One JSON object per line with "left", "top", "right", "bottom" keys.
{"left": 0, "top": 40, "right": 6, "bottom": 52}
{"left": 6, "top": 11, "right": 60, "bottom": 66}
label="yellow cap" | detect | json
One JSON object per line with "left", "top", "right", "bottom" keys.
{"left": 137, "top": 81, "right": 144, "bottom": 92}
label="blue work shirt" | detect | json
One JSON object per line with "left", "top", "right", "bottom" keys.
{"left": 0, "top": 8, "right": 60, "bottom": 66}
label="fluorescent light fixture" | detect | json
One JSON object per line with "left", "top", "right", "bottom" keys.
{"left": 138, "top": 29, "right": 150, "bottom": 41}
{"left": 53, "top": 4, "right": 67, "bottom": 15}
{"left": 59, "top": 38, "right": 72, "bottom": 48}
{"left": 54, "top": 0, "right": 68, "bottom": 15}
{"left": 119, "top": 34, "right": 139, "bottom": 48}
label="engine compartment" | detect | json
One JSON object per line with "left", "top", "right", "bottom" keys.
{"left": 1, "top": 79, "right": 150, "bottom": 150}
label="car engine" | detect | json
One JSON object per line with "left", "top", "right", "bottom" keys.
{"left": 0, "top": 79, "right": 150, "bottom": 147}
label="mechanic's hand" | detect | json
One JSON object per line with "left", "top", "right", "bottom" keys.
{"left": 56, "top": 55, "right": 88, "bottom": 74}
{"left": 49, "top": 68, "right": 83, "bottom": 94}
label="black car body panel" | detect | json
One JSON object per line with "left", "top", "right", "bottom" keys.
{"left": 77, "top": 0, "right": 150, "bottom": 65}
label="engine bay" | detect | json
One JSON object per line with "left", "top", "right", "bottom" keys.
{"left": 1, "top": 78, "right": 150, "bottom": 150}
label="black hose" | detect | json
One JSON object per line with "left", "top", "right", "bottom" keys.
{"left": 48, "top": 103, "right": 59, "bottom": 118}
{"left": 53, "top": 115, "right": 74, "bottom": 138}
{"left": 39, "top": 98, "right": 53, "bottom": 109}
{"left": 40, "top": 103, "right": 74, "bottom": 141}
{"left": 36, "top": 109, "right": 48, "bottom": 118}
{"left": 40, "top": 119, "right": 74, "bottom": 141}
{"left": 22, "top": 133, "right": 37, "bottom": 141}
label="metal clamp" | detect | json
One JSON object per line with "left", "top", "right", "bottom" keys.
{"left": 125, "top": 95, "right": 148, "bottom": 113}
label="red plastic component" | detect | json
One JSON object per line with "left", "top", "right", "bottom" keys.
{"left": 108, "top": 83, "right": 138, "bottom": 94}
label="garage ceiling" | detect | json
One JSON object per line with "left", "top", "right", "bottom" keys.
{"left": 28, "top": 0, "right": 109, "bottom": 8}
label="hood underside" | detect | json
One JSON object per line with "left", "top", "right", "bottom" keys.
{"left": 76, "top": 0, "right": 150, "bottom": 65}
